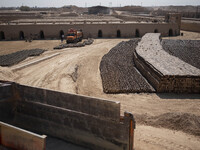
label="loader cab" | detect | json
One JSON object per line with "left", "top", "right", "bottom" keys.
{"left": 67, "top": 33, "right": 75, "bottom": 36}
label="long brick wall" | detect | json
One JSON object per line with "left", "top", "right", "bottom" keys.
{"left": 181, "top": 21, "right": 200, "bottom": 33}
{"left": 0, "top": 22, "right": 179, "bottom": 40}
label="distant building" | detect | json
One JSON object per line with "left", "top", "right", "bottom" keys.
{"left": 165, "top": 13, "right": 181, "bottom": 25}
{"left": 88, "top": 6, "right": 110, "bottom": 15}
{"left": 165, "top": 13, "right": 181, "bottom": 35}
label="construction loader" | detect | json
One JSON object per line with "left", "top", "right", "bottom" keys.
{"left": 66, "top": 28, "right": 83, "bottom": 43}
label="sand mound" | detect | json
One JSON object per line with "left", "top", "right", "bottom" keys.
{"left": 0, "top": 67, "right": 15, "bottom": 81}
{"left": 135, "top": 112, "right": 200, "bottom": 136}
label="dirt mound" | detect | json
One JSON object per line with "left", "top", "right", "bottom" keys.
{"left": 0, "top": 49, "right": 46, "bottom": 67}
{"left": 0, "top": 67, "right": 15, "bottom": 81}
{"left": 135, "top": 112, "right": 200, "bottom": 136}
{"left": 100, "top": 39, "right": 155, "bottom": 93}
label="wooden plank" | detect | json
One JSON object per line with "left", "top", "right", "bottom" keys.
{"left": 0, "top": 121, "right": 46, "bottom": 150}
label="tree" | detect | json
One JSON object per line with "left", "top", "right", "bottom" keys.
{"left": 20, "top": 6, "right": 30, "bottom": 11}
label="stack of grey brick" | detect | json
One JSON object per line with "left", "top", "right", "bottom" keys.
{"left": 133, "top": 33, "right": 200, "bottom": 93}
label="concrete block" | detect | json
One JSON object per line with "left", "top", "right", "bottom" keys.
{"left": 18, "top": 84, "right": 120, "bottom": 121}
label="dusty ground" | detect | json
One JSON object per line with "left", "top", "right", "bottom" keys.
{"left": 0, "top": 31, "right": 200, "bottom": 150}
{"left": 0, "top": 40, "right": 61, "bottom": 55}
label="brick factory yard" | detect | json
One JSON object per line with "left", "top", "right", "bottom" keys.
{"left": 0, "top": 31, "right": 200, "bottom": 150}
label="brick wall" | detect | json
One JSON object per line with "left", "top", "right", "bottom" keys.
{"left": 181, "top": 21, "right": 200, "bottom": 33}
{"left": 0, "top": 23, "right": 179, "bottom": 40}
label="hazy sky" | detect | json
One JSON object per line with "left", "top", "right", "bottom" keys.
{"left": 1, "top": 0, "right": 200, "bottom": 7}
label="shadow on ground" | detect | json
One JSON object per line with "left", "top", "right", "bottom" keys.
{"left": 156, "top": 93, "right": 200, "bottom": 99}
{"left": 47, "top": 137, "right": 90, "bottom": 150}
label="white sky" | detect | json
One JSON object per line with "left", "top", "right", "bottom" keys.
{"left": 0, "top": 0, "right": 200, "bottom": 7}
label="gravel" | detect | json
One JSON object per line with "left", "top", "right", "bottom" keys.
{"left": 161, "top": 39, "right": 200, "bottom": 69}
{"left": 54, "top": 39, "right": 94, "bottom": 50}
{"left": 100, "top": 39, "right": 155, "bottom": 93}
{"left": 0, "top": 49, "right": 46, "bottom": 67}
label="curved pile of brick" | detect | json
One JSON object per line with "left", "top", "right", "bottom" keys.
{"left": 162, "top": 39, "right": 200, "bottom": 69}
{"left": 134, "top": 33, "right": 200, "bottom": 93}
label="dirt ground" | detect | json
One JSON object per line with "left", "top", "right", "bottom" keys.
{"left": 0, "top": 31, "right": 200, "bottom": 150}
{"left": 0, "top": 40, "right": 61, "bottom": 55}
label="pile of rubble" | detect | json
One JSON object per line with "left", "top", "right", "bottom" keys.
{"left": 54, "top": 39, "right": 94, "bottom": 50}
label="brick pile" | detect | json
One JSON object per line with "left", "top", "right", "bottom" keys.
{"left": 100, "top": 39, "right": 155, "bottom": 93}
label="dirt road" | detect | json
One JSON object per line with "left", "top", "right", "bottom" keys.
{"left": 1, "top": 31, "right": 200, "bottom": 149}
